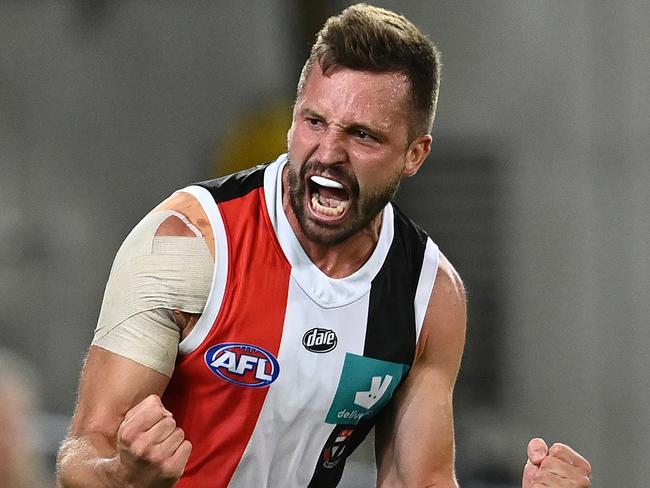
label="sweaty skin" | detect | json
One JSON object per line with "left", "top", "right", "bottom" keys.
{"left": 56, "top": 62, "right": 591, "bottom": 488}
{"left": 57, "top": 194, "right": 209, "bottom": 488}
{"left": 91, "top": 204, "right": 214, "bottom": 377}
{"left": 285, "top": 66, "right": 466, "bottom": 486}
{"left": 284, "top": 67, "right": 431, "bottom": 278}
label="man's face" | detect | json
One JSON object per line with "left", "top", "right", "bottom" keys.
{"left": 286, "top": 65, "right": 429, "bottom": 246}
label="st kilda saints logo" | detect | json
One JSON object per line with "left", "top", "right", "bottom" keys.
{"left": 322, "top": 428, "right": 354, "bottom": 468}
{"left": 302, "top": 327, "right": 337, "bottom": 353}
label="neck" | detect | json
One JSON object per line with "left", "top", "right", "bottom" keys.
{"left": 282, "top": 170, "right": 383, "bottom": 279}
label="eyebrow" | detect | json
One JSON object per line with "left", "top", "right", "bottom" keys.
{"left": 300, "top": 107, "right": 387, "bottom": 141}
{"left": 302, "top": 108, "right": 324, "bottom": 120}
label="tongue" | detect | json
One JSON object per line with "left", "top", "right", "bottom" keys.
{"left": 317, "top": 186, "right": 348, "bottom": 203}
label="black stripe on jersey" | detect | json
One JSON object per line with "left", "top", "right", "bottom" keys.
{"left": 364, "top": 203, "right": 428, "bottom": 365}
{"left": 308, "top": 203, "right": 429, "bottom": 488}
{"left": 194, "top": 163, "right": 268, "bottom": 203}
{"left": 306, "top": 422, "right": 374, "bottom": 488}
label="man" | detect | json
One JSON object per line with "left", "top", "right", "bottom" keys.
{"left": 57, "top": 4, "right": 591, "bottom": 487}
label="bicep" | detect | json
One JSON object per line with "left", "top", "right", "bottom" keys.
{"left": 69, "top": 346, "right": 170, "bottom": 441}
{"left": 376, "top": 254, "right": 466, "bottom": 487}
{"left": 60, "top": 191, "right": 215, "bottom": 471}
{"left": 93, "top": 196, "right": 214, "bottom": 376}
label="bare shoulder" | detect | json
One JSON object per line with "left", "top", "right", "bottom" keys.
{"left": 431, "top": 251, "right": 466, "bottom": 310}
{"left": 415, "top": 251, "right": 467, "bottom": 369}
{"left": 154, "top": 190, "right": 216, "bottom": 257}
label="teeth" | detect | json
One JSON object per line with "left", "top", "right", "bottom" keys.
{"left": 310, "top": 175, "right": 344, "bottom": 189}
{"left": 311, "top": 193, "right": 349, "bottom": 217}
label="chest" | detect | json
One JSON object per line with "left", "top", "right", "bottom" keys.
{"left": 201, "top": 277, "right": 409, "bottom": 426}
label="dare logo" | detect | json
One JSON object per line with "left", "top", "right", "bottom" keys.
{"left": 204, "top": 343, "right": 280, "bottom": 388}
{"left": 302, "top": 327, "right": 337, "bottom": 353}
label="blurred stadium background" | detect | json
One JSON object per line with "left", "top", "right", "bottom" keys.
{"left": 1, "top": 1, "right": 648, "bottom": 486}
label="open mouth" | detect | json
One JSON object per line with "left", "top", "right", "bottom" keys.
{"left": 307, "top": 174, "right": 351, "bottom": 220}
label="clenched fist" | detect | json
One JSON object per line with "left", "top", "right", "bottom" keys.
{"left": 116, "top": 394, "right": 192, "bottom": 487}
{"left": 522, "top": 438, "right": 591, "bottom": 488}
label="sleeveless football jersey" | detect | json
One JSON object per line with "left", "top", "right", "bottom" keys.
{"left": 162, "top": 154, "right": 439, "bottom": 487}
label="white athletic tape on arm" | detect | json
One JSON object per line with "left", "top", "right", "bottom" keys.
{"left": 92, "top": 208, "right": 214, "bottom": 376}
{"left": 93, "top": 309, "right": 180, "bottom": 376}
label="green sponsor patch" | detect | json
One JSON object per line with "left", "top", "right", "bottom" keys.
{"left": 325, "top": 353, "right": 410, "bottom": 425}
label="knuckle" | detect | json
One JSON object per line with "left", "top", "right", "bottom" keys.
{"left": 130, "top": 443, "right": 149, "bottom": 459}
{"left": 159, "top": 459, "right": 182, "bottom": 480}
{"left": 146, "top": 448, "right": 167, "bottom": 467}
{"left": 118, "top": 425, "right": 136, "bottom": 445}
{"left": 143, "top": 393, "right": 162, "bottom": 407}
{"left": 162, "top": 415, "right": 177, "bottom": 430}
{"left": 128, "top": 437, "right": 153, "bottom": 460}
{"left": 549, "top": 442, "right": 568, "bottom": 456}
{"left": 165, "top": 430, "right": 180, "bottom": 447}
{"left": 146, "top": 393, "right": 161, "bottom": 402}
{"left": 170, "top": 428, "right": 186, "bottom": 447}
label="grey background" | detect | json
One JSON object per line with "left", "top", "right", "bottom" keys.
{"left": 1, "top": 1, "right": 648, "bottom": 486}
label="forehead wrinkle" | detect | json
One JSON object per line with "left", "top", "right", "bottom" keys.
{"left": 302, "top": 70, "right": 410, "bottom": 135}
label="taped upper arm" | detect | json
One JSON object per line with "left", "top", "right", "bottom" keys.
{"left": 92, "top": 191, "right": 215, "bottom": 377}
{"left": 70, "top": 191, "right": 219, "bottom": 443}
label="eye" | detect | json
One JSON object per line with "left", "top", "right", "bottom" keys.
{"left": 355, "top": 129, "right": 376, "bottom": 142}
{"left": 306, "top": 117, "right": 323, "bottom": 128}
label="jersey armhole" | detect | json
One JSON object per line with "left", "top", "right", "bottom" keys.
{"left": 413, "top": 238, "right": 439, "bottom": 343}
{"left": 175, "top": 185, "right": 229, "bottom": 355}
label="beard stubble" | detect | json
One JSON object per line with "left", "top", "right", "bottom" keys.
{"left": 286, "top": 156, "right": 402, "bottom": 246}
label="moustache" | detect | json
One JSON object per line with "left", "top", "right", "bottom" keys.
{"left": 299, "top": 160, "right": 360, "bottom": 199}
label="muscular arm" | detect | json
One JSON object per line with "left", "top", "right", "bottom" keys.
{"left": 58, "top": 192, "right": 210, "bottom": 487}
{"left": 57, "top": 347, "right": 171, "bottom": 487}
{"left": 376, "top": 253, "right": 466, "bottom": 488}
{"left": 58, "top": 310, "right": 199, "bottom": 487}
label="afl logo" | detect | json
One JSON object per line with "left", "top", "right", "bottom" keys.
{"left": 302, "top": 328, "right": 338, "bottom": 353}
{"left": 205, "top": 343, "right": 280, "bottom": 388}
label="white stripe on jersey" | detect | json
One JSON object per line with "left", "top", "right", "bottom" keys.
{"left": 265, "top": 154, "right": 395, "bottom": 309}
{"left": 414, "top": 238, "right": 440, "bottom": 342}
{"left": 227, "top": 279, "right": 372, "bottom": 487}
{"left": 176, "top": 185, "right": 229, "bottom": 355}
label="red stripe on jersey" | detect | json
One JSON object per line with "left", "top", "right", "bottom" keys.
{"left": 162, "top": 186, "right": 291, "bottom": 487}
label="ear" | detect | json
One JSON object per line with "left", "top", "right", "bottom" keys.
{"left": 402, "top": 134, "right": 432, "bottom": 177}
{"left": 286, "top": 123, "right": 295, "bottom": 147}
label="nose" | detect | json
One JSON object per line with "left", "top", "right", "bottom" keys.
{"left": 314, "top": 126, "right": 348, "bottom": 166}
